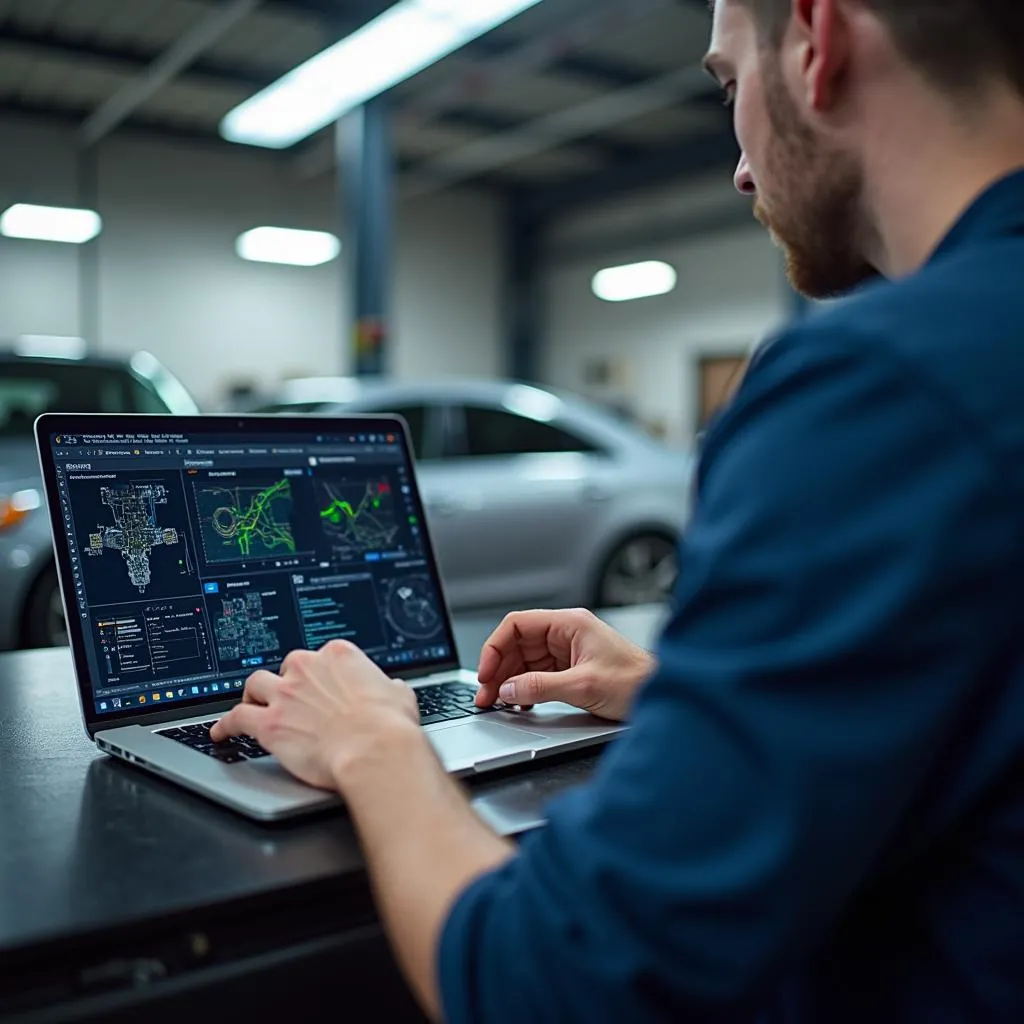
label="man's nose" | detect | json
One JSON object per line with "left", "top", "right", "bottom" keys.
{"left": 734, "top": 154, "right": 756, "bottom": 195}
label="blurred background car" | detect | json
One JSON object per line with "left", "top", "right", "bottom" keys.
{"left": 248, "top": 377, "right": 695, "bottom": 614}
{"left": 0, "top": 348, "right": 199, "bottom": 650}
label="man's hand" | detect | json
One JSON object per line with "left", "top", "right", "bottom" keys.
{"left": 211, "top": 640, "right": 422, "bottom": 792}
{"left": 476, "top": 609, "right": 655, "bottom": 723}
{"left": 215, "top": 639, "right": 514, "bottom": 1021}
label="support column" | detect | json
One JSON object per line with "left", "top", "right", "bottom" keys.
{"left": 505, "top": 197, "right": 542, "bottom": 382}
{"left": 77, "top": 148, "right": 100, "bottom": 352}
{"left": 336, "top": 96, "right": 394, "bottom": 377}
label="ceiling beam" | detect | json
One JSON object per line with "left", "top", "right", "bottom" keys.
{"left": 259, "top": 0, "right": 378, "bottom": 18}
{"left": 207, "top": 0, "right": 393, "bottom": 35}
{"left": 551, "top": 53, "right": 652, "bottom": 90}
{"left": 521, "top": 125, "right": 739, "bottom": 223}
{"left": 0, "top": 96, "right": 260, "bottom": 154}
{"left": 0, "top": 24, "right": 274, "bottom": 91}
{"left": 436, "top": 107, "right": 641, "bottom": 164}
{"left": 79, "top": 0, "right": 263, "bottom": 147}
{"left": 544, "top": 198, "right": 754, "bottom": 264}
{"left": 399, "top": 0, "right": 676, "bottom": 127}
{"left": 292, "top": 0, "right": 676, "bottom": 180}
{"left": 465, "top": 35, "right": 655, "bottom": 91}
{"left": 400, "top": 62, "right": 723, "bottom": 200}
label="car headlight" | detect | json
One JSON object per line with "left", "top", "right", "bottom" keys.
{"left": 0, "top": 488, "right": 42, "bottom": 531}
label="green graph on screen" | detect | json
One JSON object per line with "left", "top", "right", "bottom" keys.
{"left": 196, "top": 477, "right": 299, "bottom": 563}
{"left": 317, "top": 478, "right": 402, "bottom": 559}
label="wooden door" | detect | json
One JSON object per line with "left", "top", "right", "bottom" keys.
{"left": 699, "top": 355, "right": 749, "bottom": 428}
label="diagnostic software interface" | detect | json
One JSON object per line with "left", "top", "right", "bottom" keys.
{"left": 47, "top": 426, "right": 453, "bottom": 716}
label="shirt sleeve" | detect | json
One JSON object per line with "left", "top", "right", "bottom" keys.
{"left": 438, "top": 326, "right": 1012, "bottom": 1024}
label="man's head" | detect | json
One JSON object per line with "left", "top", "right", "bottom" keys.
{"left": 704, "top": 0, "right": 1024, "bottom": 298}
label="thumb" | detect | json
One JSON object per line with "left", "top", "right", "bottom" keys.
{"left": 499, "top": 668, "right": 584, "bottom": 708}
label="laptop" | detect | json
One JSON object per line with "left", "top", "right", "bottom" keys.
{"left": 35, "top": 413, "right": 624, "bottom": 820}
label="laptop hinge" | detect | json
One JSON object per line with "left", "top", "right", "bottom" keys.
{"left": 398, "top": 660, "right": 462, "bottom": 681}
{"left": 91, "top": 699, "right": 238, "bottom": 736}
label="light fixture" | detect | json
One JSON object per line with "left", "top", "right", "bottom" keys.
{"left": 13, "top": 335, "right": 88, "bottom": 359}
{"left": 235, "top": 227, "right": 341, "bottom": 267}
{"left": 0, "top": 489, "right": 42, "bottom": 532}
{"left": 221, "top": 0, "right": 545, "bottom": 149}
{"left": 0, "top": 204, "right": 102, "bottom": 244}
{"left": 592, "top": 261, "right": 678, "bottom": 303}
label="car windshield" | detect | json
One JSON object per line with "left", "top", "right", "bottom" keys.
{"left": 0, "top": 360, "right": 172, "bottom": 438}
{"left": 251, "top": 401, "right": 337, "bottom": 414}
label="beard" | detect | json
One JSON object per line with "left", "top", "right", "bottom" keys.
{"left": 755, "top": 55, "right": 880, "bottom": 299}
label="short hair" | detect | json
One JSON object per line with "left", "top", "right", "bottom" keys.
{"left": 731, "top": 0, "right": 1024, "bottom": 99}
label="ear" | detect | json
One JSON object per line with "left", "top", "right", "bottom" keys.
{"left": 793, "top": 0, "right": 851, "bottom": 112}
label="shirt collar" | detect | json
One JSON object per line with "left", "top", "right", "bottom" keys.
{"left": 929, "top": 166, "right": 1024, "bottom": 264}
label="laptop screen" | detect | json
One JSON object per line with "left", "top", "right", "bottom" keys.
{"left": 40, "top": 417, "right": 457, "bottom": 721}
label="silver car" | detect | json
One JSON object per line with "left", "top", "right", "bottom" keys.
{"left": 251, "top": 378, "right": 695, "bottom": 613}
{"left": 0, "top": 350, "right": 198, "bottom": 649}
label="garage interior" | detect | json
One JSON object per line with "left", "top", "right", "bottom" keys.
{"left": 3, "top": 2, "right": 1022, "bottom": 1022}
{"left": 0, "top": 0, "right": 799, "bottom": 652}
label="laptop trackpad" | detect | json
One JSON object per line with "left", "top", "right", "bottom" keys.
{"left": 428, "top": 719, "right": 541, "bottom": 768}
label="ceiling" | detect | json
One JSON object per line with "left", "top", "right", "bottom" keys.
{"left": 0, "top": 0, "right": 738, "bottom": 217}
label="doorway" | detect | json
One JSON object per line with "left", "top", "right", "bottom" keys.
{"left": 697, "top": 355, "right": 749, "bottom": 429}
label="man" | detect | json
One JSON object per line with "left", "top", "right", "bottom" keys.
{"left": 213, "top": 0, "right": 1024, "bottom": 1019}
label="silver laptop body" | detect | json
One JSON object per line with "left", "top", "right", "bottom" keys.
{"left": 35, "top": 413, "right": 623, "bottom": 821}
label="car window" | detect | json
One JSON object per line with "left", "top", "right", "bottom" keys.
{"left": 0, "top": 361, "right": 170, "bottom": 438}
{"left": 129, "top": 378, "right": 175, "bottom": 413}
{"left": 459, "top": 404, "right": 596, "bottom": 458}
{"left": 253, "top": 401, "right": 335, "bottom": 415}
{"left": 381, "top": 405, "right": 428, "bottom": 460}
{"left": 345, "top": 403, "right": 439, "bottom": 461}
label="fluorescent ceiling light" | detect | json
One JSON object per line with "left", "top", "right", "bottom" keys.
{"left": 592, "top": 261, "right": 678, "bottom": 303}
{"left": 236, "top": 227, "right": 341, "bottom": 267}
{"left": 221, "top": 0, "right": 545, "bottom": 149}
{"left": 0, "top": 204, "right": 102, "bottom": 244}
{"left": 14, "top": 335, "right": 88, "bottom": 359}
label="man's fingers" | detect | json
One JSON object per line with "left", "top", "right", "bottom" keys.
{"left": 476, "top": 642, "right": 502, "bottom": 684}
{"left": 497, "top": 668, "right": 585, "bottom": 709}
{"left": 478, "top": 611, "right": 563, "bottom": 679}
{"left": 477, "top": 613, "right": 529, "bottom": 682}
{"left": 475, "top": 679, "right": 503, "bottom": 707}
{"left": 243, "top": 669, "right": 279, "bottom": 706}
{"left": 210, "top": 701, "right": 267, "bottom": 743}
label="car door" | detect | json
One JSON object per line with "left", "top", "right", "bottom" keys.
{"left": 432, "top": 402, "right": 604, "bottom": 609}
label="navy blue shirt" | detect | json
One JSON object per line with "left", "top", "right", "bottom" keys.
{"left": 439, "top": 171, "right": 1024, "bottom": 1023}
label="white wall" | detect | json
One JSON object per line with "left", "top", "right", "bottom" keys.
{"left": 395, "top": 190, "right": 503, "bottom": 381}
{"left": 542, "top": 174, "right": 791, "bottom": 446}
{"left": 0, "top": 117, "right": 503, "bottom": 409}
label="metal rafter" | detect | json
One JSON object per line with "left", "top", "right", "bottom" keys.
{"left": 292, "top": 0, "right": 676, "bottom": 179}
{"left": 0, "top": 24, "right": 273, "bottom": 91}
{"left": 522, "top": 125, "right": 739, "bottom": 221}
{"left": 437, "top": 108, "right": 641, "bottom": 165}
{"left": 79, "top": 0, "right": 263, "bottom": 147}
{"left": 194, "top": 0, "right": 393, "bottom": 35}
{"left": 0, "top": 96, "right": 249, "bottom": 151}
{"left": 400, "top": 63, "right": 722, "bottom": 200}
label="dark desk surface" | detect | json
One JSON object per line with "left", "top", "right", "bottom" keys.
{"left": 0, "top": 607, "right": 666, "bottom": 970}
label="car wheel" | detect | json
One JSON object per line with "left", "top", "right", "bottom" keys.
{"left": 23, "top": 565, "right": 69, "bottom": 649}
{"left": 596, "top": 534, "right": 679, "bottom": 608}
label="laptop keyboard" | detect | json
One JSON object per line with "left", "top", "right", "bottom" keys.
{"left": 415, "top": 683, "right": 496, "bottom": 724}
{"left": 156, "top": 722, "right": 271, "bottom": 763}
{"left": 157, "top": 685, "right": 493, "bottom": 761}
